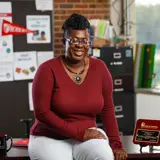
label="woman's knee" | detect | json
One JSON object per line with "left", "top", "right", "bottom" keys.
{"left": 87, "top": 143, "right": 114, "bottom": 160}
{"left": 93, "top": 149, "right": 114, "bottom": 160}
{"left": 28, "top": 136, "right": 54, "bottom": 160}
{"left": 73, "top": 139, "right": 114, "bottom": 160}
{"left": 28, "top": 137, "right": 46, "bottom": 160}
{"left": 28, "top": 136, "right": 73, "bottom": 160}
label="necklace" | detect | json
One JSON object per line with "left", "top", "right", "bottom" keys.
{"left": 64, "top": 59, "right": 85, "bottom": 84}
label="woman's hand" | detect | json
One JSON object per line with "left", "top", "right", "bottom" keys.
{"left": 113, "top": 148, "right": 128, "bottom": 160}
{"left": 83, "top": 128, "right": 106, "bottom": 141}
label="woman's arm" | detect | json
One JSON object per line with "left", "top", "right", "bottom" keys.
{"left": 100, "top": 61, "right": 123, "bottom": 150}
{"left": 32, "top": 62, "right": 93, "bottom": 141}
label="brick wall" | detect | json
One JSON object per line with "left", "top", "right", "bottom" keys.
{"left": 54, "top": 0, "right": 110, "bottom": 57}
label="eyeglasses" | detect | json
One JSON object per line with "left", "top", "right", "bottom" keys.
{"left": 66, "top": 37, "right": 91, "bottom": 46}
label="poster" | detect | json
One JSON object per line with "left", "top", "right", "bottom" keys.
{"left": 37, "top": 51, "right": 53, "bottom": 66}
{"left": 14, "top": 51, "right": 37, "bottom": 80}
{"left": 28, "top": 82, "right": 34, "bottom": 111}
{"left": 26, "top": 15, "right": 51, "bottom": 44}
{"left": 0, "top": 2, "right": 13, "bottom": 62}
{"left": 0, "top": 62, "right": 13, "bottom": 82}
{"left": 35, "top": 0, "right": 53, "bottom": 11}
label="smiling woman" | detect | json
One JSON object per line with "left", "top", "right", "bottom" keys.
{"left": 60, "top": 14, "right": 92, "bottom": 84}
{"left": 28, "top": 13, "right": 128, "bottom": 160}
{"left": 63, "top": 29, "right": 90, "bottom": 62}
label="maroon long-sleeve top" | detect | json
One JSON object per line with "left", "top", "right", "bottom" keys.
{"left": 30, "top": 56, "right": 123, "bottom": 150}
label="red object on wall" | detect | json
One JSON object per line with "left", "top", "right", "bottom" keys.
{"left": 2, "top": 19, "right": 34, "bottom": 36}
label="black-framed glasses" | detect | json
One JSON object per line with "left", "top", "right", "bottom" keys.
{"left": 66, "top": 37, "right": 91, "bottom": 46}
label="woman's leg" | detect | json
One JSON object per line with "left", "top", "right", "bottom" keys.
{"left": 73, "top": 128, "right": 114, "bottom": 160}
{"left": 28, "top": 135, "right": 74, "bottom": 160}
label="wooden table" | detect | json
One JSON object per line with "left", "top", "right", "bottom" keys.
{"left": 0, "top": 136, "right": 160, "bottom": 159}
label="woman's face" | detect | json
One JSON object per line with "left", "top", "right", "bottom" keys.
{"left": 66, "top": 29, "right": 90, "bottom": 62}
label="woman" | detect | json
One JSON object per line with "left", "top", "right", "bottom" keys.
{"left": 28, "top": 13, "right": 128, "bottom": 160}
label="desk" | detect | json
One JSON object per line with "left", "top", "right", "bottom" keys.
{"left": 1, "top": 136, "right": 160, "bottom": 160}
{"left": 121, "top": 136, "right": 160, "bottom": 159}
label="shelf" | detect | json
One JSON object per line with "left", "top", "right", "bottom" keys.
{"left": 135, "top": 88, "right": 160, "bottom": 95}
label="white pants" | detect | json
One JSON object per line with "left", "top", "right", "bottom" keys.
{"left": 28, "top": 128, "right": 114, "bottom": 160}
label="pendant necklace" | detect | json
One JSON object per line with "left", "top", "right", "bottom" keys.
{"left": 64, "top": 60, "right": 85, "bottom": 84}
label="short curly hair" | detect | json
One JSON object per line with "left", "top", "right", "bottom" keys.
{"left": 62, "top": 13, "right": 90, "bottom": 30}
{"left": 62, "top": 13, "right": 91, "bottom": 38}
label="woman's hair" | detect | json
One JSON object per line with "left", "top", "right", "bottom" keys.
{"left": 62, "top": 13, "right": 91, "bottom": 38}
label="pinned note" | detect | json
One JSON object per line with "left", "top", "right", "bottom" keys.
{"left": 93, "top": 48, "right": 100, "bottom": 57}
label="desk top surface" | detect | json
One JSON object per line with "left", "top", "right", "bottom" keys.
{"left": 2, "top": 136, "right": 160, "bottom": 159}
{"left": 121, "top": 136, "right": 160, "bottom": 158}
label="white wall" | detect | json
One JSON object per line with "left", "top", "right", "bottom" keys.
{"left": 136, "top": 93, "right": 160, "bottom": 120}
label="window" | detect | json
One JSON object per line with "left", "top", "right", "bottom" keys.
{"left": 135, "top": 0, "right": 160, "bottom": 88}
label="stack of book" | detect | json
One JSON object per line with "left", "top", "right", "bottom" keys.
{"left": 89, "top": 19, "right": 113, "bottom": 40}
{"left": 89, "top": 19, "right": 129, "bottom": 47}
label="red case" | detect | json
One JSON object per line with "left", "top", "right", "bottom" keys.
{"left": 12, "top": 138, "right": 29, "bottom": 147}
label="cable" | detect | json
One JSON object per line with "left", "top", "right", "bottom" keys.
{"left": 123, "top": 0, "right": 135, "bottom": 35}
{"left": 123, "top": 0, "right": 135, "bottom": 15}
{"left": 123, "top": 0, "right": 135, "bottom": 21}
{"left": 111, "top": 0, "right": 122, "bottom": 27}
{"left": 111, "top": 0, "right": 135, "bottom": 35}
{"left": 112, "top": 0, "right": 121, "bottom": 16}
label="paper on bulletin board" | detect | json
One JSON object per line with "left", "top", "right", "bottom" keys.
{"left": 37, "top": 51, "right": 53, "bottom": 66}
{"left": 93, "top": 48, "right": 100, "bottom": 57}
{"left": 0, "top": 62, "right": 13, "bottom": 82}
{"left": 26, "top": 15, "right": 51, "bottom": 44}
{"left": 35, "top": 0, "right": 53, "bottom": 11}
{"left": 0, "top": 2, "right": 13, "bottom": 62}
{"left": 14, "top": 51, "right": 37, "bottom": 80}
{"left": 28, "top": 82, "right": 34, "bottom": 111}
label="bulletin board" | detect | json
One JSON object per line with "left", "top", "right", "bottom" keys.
{"left": 0, "top": 0, "right": 53, "bottom": 138}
